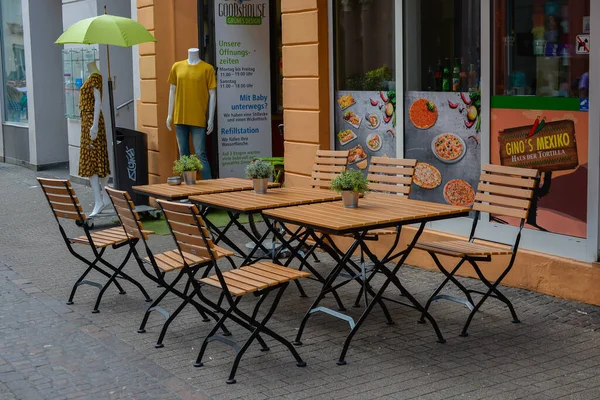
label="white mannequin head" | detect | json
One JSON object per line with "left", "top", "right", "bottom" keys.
{"left": 187, "top": 48, "right": 201, "bottom": 65}
{"left": 87, "top": 61, "right": 100, "bottom": 75}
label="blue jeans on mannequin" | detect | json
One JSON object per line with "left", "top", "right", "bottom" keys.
{"left": 174, "top": 124, "right": 212, "bottom": 180}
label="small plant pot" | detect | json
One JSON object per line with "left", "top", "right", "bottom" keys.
{"left": 253, "top": 178, "right": 268, "bottom": 194}
{"left": 182, "top": 171, "right": 197, "bottom": 185}
{"left": 167, "top": 176, "right": 182, "bottom": 186}
{"left": 341, "top": 191, "right": 359, "bottom": 208}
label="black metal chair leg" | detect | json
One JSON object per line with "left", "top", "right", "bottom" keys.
{"left": 155, "top": 294, "right": 193, "bottom": 348}
{"left": 137, "top": 271, "right": 185, "bottom": 333}
{"left": 419, "top": 256, "right": 469, "bottom": 323}
{"left": 459, "top": 260, "right": 520, "bottom": 337}
{"left": 67, "top": 264, "right": 94, "bottom": 305}
{"left": 98, "top": 255, "right": 152, "bottom": 302}
{"left": 244, "top": 286, "right": 306, "bottom": 366}
{"left": 195, "top": 306, "right": 235, "bottom": 367}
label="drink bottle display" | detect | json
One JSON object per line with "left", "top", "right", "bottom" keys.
{"left": 452, "top": 58, "right": 460, "bottom": 92}
{"left": 468, "top": 64, "right": 477, "bottom": 92}
{"left": 442, "top": 66, "right": 450, "bottom": 92}
{"left": 435, "top": 59, "right": 443, "bottom": 91}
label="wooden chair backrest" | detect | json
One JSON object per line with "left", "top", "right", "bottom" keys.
{"left": 38, "top": 178, "right": 86, "bottom": 222}
{"left": 474, "top": 164, "right": 539, "bottom": 220}
{"left": 105, "top": 187, "right": 150, "bottom": 240}
{"left": 157, "top": 200, "right": 217, "bottom": 260}
{"left": 311, "top": 150, "right": 350, "bottom": 190}
{"left": 367, "top": 157, "right": 417, "bottom": 196}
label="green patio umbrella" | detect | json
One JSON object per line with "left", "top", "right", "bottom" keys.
{"left": 55, "top": 7, "right": 156, "bottom": 188}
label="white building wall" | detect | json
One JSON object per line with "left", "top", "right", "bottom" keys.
{"left": 23, "top": 0, "right": 68, "bottom": 166}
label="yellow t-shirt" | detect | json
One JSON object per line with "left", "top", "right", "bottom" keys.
{"left": 168, "top": 61, "right": 217, "bottom": 127}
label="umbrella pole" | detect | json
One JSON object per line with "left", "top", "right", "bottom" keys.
{"left": 106, "top": 43, "right": 119, "bottom": 189}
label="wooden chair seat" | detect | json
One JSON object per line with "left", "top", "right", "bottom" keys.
{"left": 415, "top": 240, "right": 513, "bottom": 258}
{"left": 71, "top": 226, "right": 132, "bottom": 248}
{"left": 199, "top": 261, "right": 310, "bottom": 297}
{"left": 147, "top": 246, "right": 235, "bottom": 273}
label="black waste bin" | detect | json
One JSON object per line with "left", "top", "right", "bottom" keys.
{"left": 115, "top": 127, "right": 148, "bottom": 206}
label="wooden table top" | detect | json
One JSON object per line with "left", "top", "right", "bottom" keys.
{"left": 189, "top": 187, "right": 342, "bottom": 213}
{"left": 262, "top": 193, "right": 471, "bottom": 234}
{"left": 132, "top": 178, "right": 279, "bottom": 200}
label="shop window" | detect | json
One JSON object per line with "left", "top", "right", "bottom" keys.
{"left": 333, "top": 0, "right": 396, "bottom": 172}
{"left": 403, "top": 0, "right": 482, "bottom": 208}
{"left": 493, "top": 0, "right": 590, "bottom": 98}
{"left": 335, "top": 0, "right": 395, "bottom": 91}
{"left": 490, "top": 0, "right": 590, "bottom": 239}
{"left": 0, "top": 0, "right": 27, "bottom": 124}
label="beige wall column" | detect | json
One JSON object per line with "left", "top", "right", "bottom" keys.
{"left": 281, "top": 0, "right": 331, "bottom": 187}
{"left": 136, "top": 0, "right": 198, "bottom": 184}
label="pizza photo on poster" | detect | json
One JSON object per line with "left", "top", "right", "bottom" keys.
{"left": 491, "top": 108, "right": 588, "bottom": 238}
{"left": 334, "top": 91, "right": 397, "bottom": 172}
{"left": 404, "top": 91, "right": 482, "bottom": 207}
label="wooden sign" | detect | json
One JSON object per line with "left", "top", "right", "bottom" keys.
{"left": 498, "top": 119, "right": 578, "bottom": 172}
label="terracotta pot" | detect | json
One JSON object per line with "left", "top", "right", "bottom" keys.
{"left": 182, "top": 171, "right": 196, "bottom": 185}
{"left": 341, "top": 191, "right": 359, "bottom": 208}
{"left": 253, "top": 178, "right": 268, "bottom": 194}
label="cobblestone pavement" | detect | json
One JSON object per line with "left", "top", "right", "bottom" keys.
{"left": 1, "top": 162, "right": 600, "bottom": 399}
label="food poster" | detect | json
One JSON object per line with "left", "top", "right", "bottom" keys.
{"left": 490, "top": 107, "right": 588, "bottom": 238}
{"left": 334, "top": 91, "right": 397, "bottom": 171}
{"left": 404, "top": 91, "right": 482, "bottom": 207}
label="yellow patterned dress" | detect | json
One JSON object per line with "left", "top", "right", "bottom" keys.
{"left": 78, "top": 73, "right": 110, "bottom": 178}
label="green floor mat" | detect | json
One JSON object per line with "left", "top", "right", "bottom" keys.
{"left": 141, "top": 210, "right": 262, "bottom": 236}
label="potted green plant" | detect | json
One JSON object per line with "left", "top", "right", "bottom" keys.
{"left": 330, "top": 169, "right": 369, "bottom": 208}
{"left": 173, "top": 155, "right": 203, "bottom": 185}
{"left": 245, "top": 160, "right": 274, "bottom": 194}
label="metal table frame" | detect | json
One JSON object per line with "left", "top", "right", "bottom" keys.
{"left": 263, "top": 206, "right": 470, "bottom": 365}
{"left": 189, "top": 191, "right": 348, "bottom": 309}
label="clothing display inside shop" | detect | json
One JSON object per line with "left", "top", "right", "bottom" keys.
{"left": 167, "top": 48, "right": 217, "bottom": 180}
{"left": 78, "top": 72, "right": 110, "bottom": 179}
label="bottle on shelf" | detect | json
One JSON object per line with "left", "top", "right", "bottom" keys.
{"left": 468, "top": 64, "right": 477, "bottom": 92}
{"left": 442, "top": 58, "right": 451, "bottom": 92}
{"left": 460, "top": 58, "right": 468, "bottom": 92}
{"left": 452, "top": 58, "right": 461, "bottom": 92}
{"left": 427, "top": 65, "right": 436, "bottom": 91}
{"left": 435, "top": 58, "right": 443, "bottom": 91}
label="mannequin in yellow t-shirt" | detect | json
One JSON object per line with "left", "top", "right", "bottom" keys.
{"left": 167, "top": 48, "right": 217, "bottom": 180}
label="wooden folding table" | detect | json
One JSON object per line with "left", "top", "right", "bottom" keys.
{"left": 189, "top": 187, "right": 342, "bottom": 270}
{"left": 262, "top": 193, "right": 471, "bottom": 364}
{"left": 132, "top": 178, "right": 279, "bottom": 201}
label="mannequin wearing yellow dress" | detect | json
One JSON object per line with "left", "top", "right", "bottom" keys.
{"left": 78, "top": 61, "right": 110, "bottom": 216}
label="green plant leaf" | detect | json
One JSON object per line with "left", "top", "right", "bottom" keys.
{"left": 330, "top": 169, "right": 370, "bottom": 195}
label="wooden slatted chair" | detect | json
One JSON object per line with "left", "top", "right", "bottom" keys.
{"left": 351, "top": 157, "right": 417, "bottom": 308}
{"left": 415, "top": 164, "right": 539, "bottom": 337}
{"left": 38, "top": 178, "right": 152, "bottom": 313}
{"left": 105, "top": 187, "right": 234, "bottom": 348}
{"left": 157, "top": 199, "right": 309, "bottom": 384}
{"left": 311, "top": 149, "right": 350, "bottom": 189}
{"left": 286, "top": 149, "right": 350, "bottom": 304}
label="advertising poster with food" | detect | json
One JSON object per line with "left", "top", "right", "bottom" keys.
{"left": 490, "top": 108, "right": 588, "bottom": 238}
{"left": 404, "top": 91, "right": 482, "bottom": 207}
{"left": 334, "top": 91, "right": 397, "bottom": 171}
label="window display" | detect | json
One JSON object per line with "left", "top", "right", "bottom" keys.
{"left": 493, "top": 0, "right": 590, "bottom": 98}
{"left": 490, "top": 0, "right": 590, "bottom": 238}
{"left": 1, "top": 0, "right": 27, "bottom": 124}
{"left": 403, "top": 0, "right": 481, "bottom": 207}
{"left": 333, "top": 0, "right": 396, "bottom": 172}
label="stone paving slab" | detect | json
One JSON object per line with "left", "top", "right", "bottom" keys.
{"left": 2, "top": 162, "right": 600, "bottom": 399}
